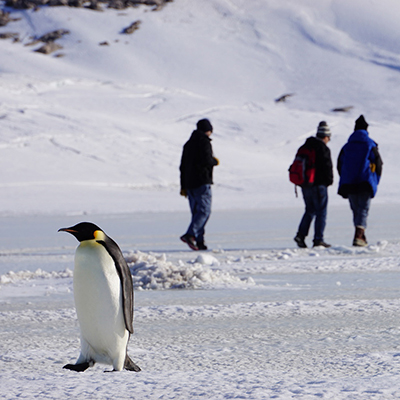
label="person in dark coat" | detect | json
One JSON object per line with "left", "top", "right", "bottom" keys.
{"left": 179, "top": 119, "right": 219, "bottom": 250}
{"left": 294, "top": 121, "right": 334, "bottom": 248}
{"left": 337, "top": 115, "right": 383, "bottom": 246}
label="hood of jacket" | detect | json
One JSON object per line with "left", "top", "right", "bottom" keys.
{"left": 348, "top": 129, "right": 371, "bottom": 144}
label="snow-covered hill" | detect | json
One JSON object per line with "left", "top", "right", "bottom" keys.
{"left": 0, "top": 0, "right": 399, "bottom": 215}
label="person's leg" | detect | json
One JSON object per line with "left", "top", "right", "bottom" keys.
{"left": 356, "top": 192, "right": 371, "bottom": 229}
{"left": 194, "top": 185, "right": 212, "bottom": 244}
{"left": 313, "top": 185, "right": 328, "bottom": 243}
{"left": 348, "top": 194, "right": 359, "bottom": 228}
{"left": 180, "top": 189, "right": 200, "bottom": 250}
{"left": 186, "top": 185, "right": 212, "bottom": 243}
{"left": 186, "top": 191, "right": 197, "bottom": 237}
{"left": 297, "top": 187, "right": 316, "bottom": 236}
{"left": 348, "top": 193, "right": 371, "bottom": 246}
{"left": 348, "top": 192, "right": 371, "bottom": 229}
{"left": 295, "top": 186, "right": 316, "bottom": 248}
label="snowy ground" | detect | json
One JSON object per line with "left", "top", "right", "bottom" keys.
{"left": 1, "top": 206, "right": 400, "bottom": 399}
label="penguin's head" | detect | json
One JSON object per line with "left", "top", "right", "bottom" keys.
{"left": 58, "top": 222, "right": 106, "bottom": 242}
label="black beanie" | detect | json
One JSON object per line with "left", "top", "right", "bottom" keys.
{"left": 355, "top": 115, "right": 368, "bottom": 131}
{"left": 197, "top": 119, "right": 213, "bottom": 133}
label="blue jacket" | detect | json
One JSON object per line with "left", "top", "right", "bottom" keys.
{"left": 337, "top": 130, "right": 383, "bottom": 198}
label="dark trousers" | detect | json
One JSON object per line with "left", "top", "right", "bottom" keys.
{"left": 348, "top": 192, "right": 371, "bottom": 229}
{"left": 185, "top": 184, "right": 212, "bottom": 243}
{"left": 298, "top": 185, "right": 328, "bottom": 242}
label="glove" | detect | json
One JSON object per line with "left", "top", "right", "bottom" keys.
{"left": 180, "top": 189, "right": 188, "bottom": 198}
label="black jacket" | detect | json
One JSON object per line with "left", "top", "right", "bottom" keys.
{"left": 180, "top": 130, "right": 218, "bottom": 190}
{"left": 303, "top": 136, "right": 333, "bottom": 186}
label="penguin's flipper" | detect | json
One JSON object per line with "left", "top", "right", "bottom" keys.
{"left": 124, "top": 355, "right": 141, "bottom": 372}
{"left": 63, "top": 362, "right": 92, "bottom": 372}
{"left": 98, "top": 238, "right": 134, "bottom": 334}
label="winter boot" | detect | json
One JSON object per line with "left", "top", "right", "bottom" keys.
{"left": 180, "top": 234, "right": 199, "bottom": 251}
{"left": 294, "top": 233, "right": 307, "bottom": 248}
{"left": 197, "top": 241, "right": 208, "bottom": 251}
{"left": 353, "top": 226, "right": 367, "bottom": 247}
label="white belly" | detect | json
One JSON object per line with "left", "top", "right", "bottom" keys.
{"left": 73, "top": 241, "right": 129, "bottom": 370}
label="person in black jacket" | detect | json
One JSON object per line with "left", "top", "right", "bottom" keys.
{"left": 180, "top": 119, "right": 219, "bottom": 250}
{"left": 294, "top": 121, "right": 334, "bottom": 248}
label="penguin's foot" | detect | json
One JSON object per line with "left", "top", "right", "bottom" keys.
{"left": 124, "top": 355, "right": 141, "bottom": 372}
{"left": 63, "top": 361, "right": 93, "bottom": 372}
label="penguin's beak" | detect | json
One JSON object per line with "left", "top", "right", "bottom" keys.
{"left": 58, "top": 227, "right": 77, "bottom": 233}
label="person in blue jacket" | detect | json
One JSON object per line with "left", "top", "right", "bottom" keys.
{"left": 337, "top": 115, "right": 383, "bottom": 246}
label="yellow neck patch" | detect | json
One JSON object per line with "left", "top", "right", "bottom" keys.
{"left": 93, "top": 230, "right": 106, "bottom": 241}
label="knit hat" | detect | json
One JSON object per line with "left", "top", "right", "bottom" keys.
{"left": 197, "top": 118, "right": 213, "bottom": 133}
{"left": 354, "top": 115, "right": 368, "bottom": 131}
{"left": 316, "top": 121, "right": 331, "bottom": 138}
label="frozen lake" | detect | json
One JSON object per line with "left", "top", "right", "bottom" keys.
{"left": 0, "top": 203, "right": 398, "bottom": 273}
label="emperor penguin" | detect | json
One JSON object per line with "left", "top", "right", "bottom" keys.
{"left": 59, "top": 222, "right": 141, "bottom": 372}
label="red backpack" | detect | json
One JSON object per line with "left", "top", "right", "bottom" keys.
{"left": 289, "top": 145, "right": 316, "bottom": 189}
